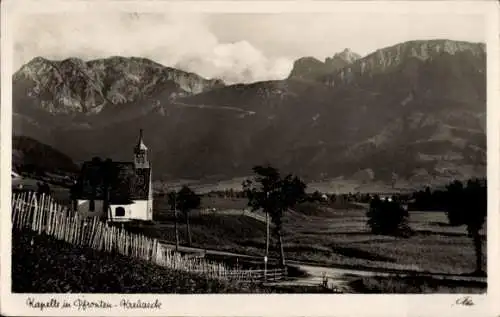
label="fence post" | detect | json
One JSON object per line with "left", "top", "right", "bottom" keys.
{"left": 264, "top": 256, "right": 268, "bottom": 282}
{"left": 12, "top": 193, "right": 20, "bottom": 227}
{"left": 12, "top": 193, "right": 19, "bottom": 228}
{"left": 31, "top": 194, "right": 38, "bottom": 231}
{"left": 40, "top": 195, "right": 48, "bottom": 234}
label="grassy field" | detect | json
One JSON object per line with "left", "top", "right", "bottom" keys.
{"left": 32, "top": 188, "right": 486, "bottom": 276}
{"left": 151, "top": 196, "right": 486, "bottom": 275}
{"left": 12, "top": 230, "right": 334, "bottom": 293}
{"left": 347, "top": 275, "right": 486, "bottom": 293}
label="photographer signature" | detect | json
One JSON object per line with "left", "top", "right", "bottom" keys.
{"left": 454, "top": 296, "right": 474, "bottom": 306}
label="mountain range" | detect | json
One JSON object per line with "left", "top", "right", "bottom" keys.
{"left": 12, "top": 39, "right": 486, "bottom": 187}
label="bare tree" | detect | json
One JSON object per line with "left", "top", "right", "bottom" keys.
{"left": 243, "top": 165, "right": 306, "bottom": 268}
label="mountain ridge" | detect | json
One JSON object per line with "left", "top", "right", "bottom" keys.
{"left": 14, "top": 56, "right": 226, "bottom": 115}
{"left": 13, "top": 39, "right": 486, "bottom": 185}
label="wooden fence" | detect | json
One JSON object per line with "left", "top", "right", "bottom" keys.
{"left": 11, "top": 192, "right": 286, "bottom": 283}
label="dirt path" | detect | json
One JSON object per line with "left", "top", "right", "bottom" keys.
{"left": 198, "top": 208, "right": 290, "bottom": 224}
{"left": 173, "top": 101, "right": 256, "bottom": 115}
{"left": 159, "top": 242, "right": 356, "bottom": 291}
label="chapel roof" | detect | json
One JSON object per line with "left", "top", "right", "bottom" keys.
{"left": 76, "top": 160, "right": 150, "bottom": 202}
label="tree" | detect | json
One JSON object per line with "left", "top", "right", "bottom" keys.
{"left": 367, "top": 195, "right": 412, "bottom": 237}
{"left": 413, "top": 186, "right": 436, "bottom": 211}
{"left": 444, "top": 178, "right": 486, "bottom": 275}
{"left": 309, "top": 190, "right": 324, "bottom": 203}
{"left": 445, "top": 180, "right": 466, "bottom": 225}
{"left": 243, "top": 165, "right": 307, "bottom": 267}
{"left": 175, "top": 186, "right": 201, "bottom": 247}
{"left": 69, "top": 180, "right": 79, "bottom": 211}
{"left": 167, "top": 190, "right": 180, "bottom": 251}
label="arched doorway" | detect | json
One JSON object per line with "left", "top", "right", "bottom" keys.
{"left": 115, "top": 206, "right": 125, "bottom": 217}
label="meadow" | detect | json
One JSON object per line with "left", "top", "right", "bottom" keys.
{"left": 12, "top": 186, "right": 486, "bottom": 293}
{"left": 347, "top": 275, "right": 486, "bottom": 293}
{"left": 150, "top": 196, "right": 486, "bottom": 275}
{"left": 13, "top": 230, "right": 333, "bottom": 293}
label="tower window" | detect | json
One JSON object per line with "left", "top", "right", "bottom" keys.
{"left": 137, "top": 153, "right": 145, "bottom": 164}
{"left": 89, "top": 200, "right": 95, "bottom": 211}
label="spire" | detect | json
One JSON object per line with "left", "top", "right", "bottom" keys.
{"left": 135, "top": 129, "right": 148, "bottom": 152}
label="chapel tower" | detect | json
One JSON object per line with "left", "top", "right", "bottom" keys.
{"left": 134, "top": 129, "right": 150, "bottom": 169}
{"left": 132, "top": 129, "right": 153, "bottom": 220}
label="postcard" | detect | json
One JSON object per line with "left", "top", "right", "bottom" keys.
{"left": 1, "top": 0, "right": 499, "bottom": 316}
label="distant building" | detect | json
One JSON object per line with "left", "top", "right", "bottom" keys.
{"left": 74, "top": 130, "right": 153, "bottom": 223}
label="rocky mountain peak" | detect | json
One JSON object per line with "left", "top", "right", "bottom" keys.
{"left": 331, "top": 48, "right": 361, "bottom": 64}
{"left": 288, "top": 49, "right": 361, "bottom": 81}
{"left": 14, "top": 57, "right": 53, "bottom": 81}
{"left": 13, "top": 56, "right": 225, "bottom": 114}
{"left": 362, "top": 39, "right": 485, "bottom": 73}
{"left": 319, "top": 39, "right": 486, "bottom": 88}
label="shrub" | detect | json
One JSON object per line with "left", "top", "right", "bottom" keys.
{"left": 308, "top": 191, "right": 325, "bottom": 203}
{"left": 366, "top": 196, "right": 412, "bottom": 237}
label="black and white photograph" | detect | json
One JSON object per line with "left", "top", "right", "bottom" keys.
{"left": 1, "top": 0, "right": 499, "bottom": 316}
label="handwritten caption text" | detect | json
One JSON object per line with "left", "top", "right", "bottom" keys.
{"left": 26, "top": 297, "right": 162, "bottom": 311}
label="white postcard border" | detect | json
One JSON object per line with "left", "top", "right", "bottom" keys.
{"left": 1, "top": 1, "right": 499, "bottom": 316}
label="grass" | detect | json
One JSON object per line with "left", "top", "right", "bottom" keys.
{"left": 151, "top": 196, "right": 486, "bottom": 275}
{"left": 12, "top": 230, "right": 331, "bottom": 293}
{"left": 200, "top": 196, "right": 249, "bottom": 210}
{"left": 12, "top": 230, "right": 245, "bottom": 293}
{"left": 38, "top": 190, "right": 486, "bottom": 277}
{"left": 348, "top": 275, "right": 486, "bottom": 293}
{"left": 145, "top": 213, "right": 267, "bottom": 252}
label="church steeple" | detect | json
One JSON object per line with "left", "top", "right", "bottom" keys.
{"left": 134, "top": 129, "right": 149, "bottom": 168}
{"left": 135, "top": 129, "right": 148, "bottom": 152}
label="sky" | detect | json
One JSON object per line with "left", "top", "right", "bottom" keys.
{"left": 13, "top": 12, "right": 485, "bottom": 84}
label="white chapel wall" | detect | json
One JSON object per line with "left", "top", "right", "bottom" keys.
{"left": 129, "top": 200, "right": 150, "bottom": 221}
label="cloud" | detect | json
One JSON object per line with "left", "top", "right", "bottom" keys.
{"left": 13, "top": 12, "right": 293, "bottom": 84}
{"left": 209, "top": 13, "right": 485, "bottom": 61}
{"left": 13, "top": 11, "right": 483, "bottom": 84}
